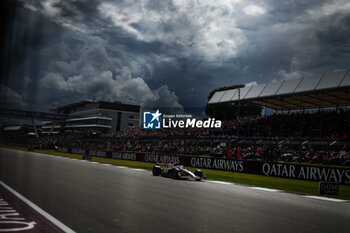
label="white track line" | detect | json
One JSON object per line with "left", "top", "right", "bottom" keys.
{"left": 0, "top": 181, "right": 76, "bottom": 233}
{"left": 206, "top": 180, "right": 348, "bottom": 203}
{"left": 207, "top": 180, "right": 231, "bottom": 185}
{"left": 101, "top": 163, "right": 112, "bottom": 166}
{"left": 131, "top": 168, "right": 147, "bottom": 171}
{"left": 303, "top": 195, "right": 347, "bottom": 203}
{"left": 249, "top": 187, "right": 280, "bottom": 192}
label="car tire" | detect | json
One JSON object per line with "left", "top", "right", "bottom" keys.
{"left": 194, "top": 169, "right": 203, "bottom": 178}
{"left": 173, "top": 171, "right": 181, "bottom": 180}
{"left": 152, "top": 166, "right": 161, "bottom": 176}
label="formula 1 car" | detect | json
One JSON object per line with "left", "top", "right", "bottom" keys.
{"left": 152, "top": 163, "right": 205, "bottom": 181}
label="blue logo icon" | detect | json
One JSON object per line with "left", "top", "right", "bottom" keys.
{"left": 143, "top": 109, "right": 162, "bottom": 129}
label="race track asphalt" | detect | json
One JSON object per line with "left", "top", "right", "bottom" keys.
{"left": 0, "top": 147, "right": 349, "bottom": 233}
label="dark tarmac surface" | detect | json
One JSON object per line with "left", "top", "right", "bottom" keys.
{"left": 0, "top": 147, "right": 349, "bottom": 233}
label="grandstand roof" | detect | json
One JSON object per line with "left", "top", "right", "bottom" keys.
{"left": 208, "top": 69, "right": 350, "bottom": 110}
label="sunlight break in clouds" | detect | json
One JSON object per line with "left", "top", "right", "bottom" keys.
{"left": 244, "top": 5, "right": 266, "bottom": 16}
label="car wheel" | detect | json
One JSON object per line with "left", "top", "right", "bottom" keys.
{"left": 152, "top": 166, "right": 161, "bottom": 176}
{"left": 194, "top": 169, "right": 203, "bottom": 178}
{"left": 173, "top": 171, "right": 181, "bottom": 180}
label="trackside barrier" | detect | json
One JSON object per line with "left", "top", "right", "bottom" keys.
{"left": 82, "top": 155, "right": 92, "bottom": 160}
{"left": 57, "top": 148, "right": 350, "bottom": 185}
{"left": 318, "top": 182, "right": 339, "bottom": 195}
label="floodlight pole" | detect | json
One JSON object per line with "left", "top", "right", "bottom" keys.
{"left": 236, "top": 88, "right": 241, "bottom": 157}
{"left": 237, "top": 88, "right": 240, "bottom": 121}
{"left": 31, "top": 119, "right": 39, "bottom": 138}
{"left": 346, "top": 91, "right": 349, "bottom": 135}
{"left": 49, "top": 122, "right": 56, "bottom": 135}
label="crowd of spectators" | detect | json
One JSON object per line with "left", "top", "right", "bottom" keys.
{"left": 31, "top": 133, "right": 350, "bottom": 165}
{"left": 1, "top": 110, "right": 349, "bottom": 165}
{"left": 98, "top": 109, "right": 349, "bottom": 140}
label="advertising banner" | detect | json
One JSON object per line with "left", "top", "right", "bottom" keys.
{"left": 61, "top": 148, "right": 350, "bottom": 185}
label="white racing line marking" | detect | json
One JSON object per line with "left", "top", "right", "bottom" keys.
{"left": 303, "top": 195, "right": 348, "bottom": 203}
{"left": 249, "top": 187, "right": 280, "bottom": 192}
{"left": 206, "top": 180, "right": 232, "bottom": 185}
{"left": 131, "top": 168, "right": 147, "bottom": 171}
{"left": 0, "top": 181, "right": 76, "bottom": 233}
{"left": 206, "top": 179, "right": 348, "bottom": 203}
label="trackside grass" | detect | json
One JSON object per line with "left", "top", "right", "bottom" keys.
{"left": 2, "top": 144, "right": 350, "bottom": 200}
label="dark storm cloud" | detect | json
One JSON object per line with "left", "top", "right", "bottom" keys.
{"left": 227, "top": 0, "right": 350, "bottom": 82}
{"left": 316, "top": 14, "right": 350, "bottom": 51}
{"left": 267, "top": 0, "right": 332, "bottom": 23}
{"left": 1, "top": 0, "right": 350, "bottom": 111}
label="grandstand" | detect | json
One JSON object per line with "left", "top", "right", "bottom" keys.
{"left": 208, "top": 69, "right": 350, "bottom": 110}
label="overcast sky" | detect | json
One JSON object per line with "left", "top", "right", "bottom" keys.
{"left": 1, "top": 0, "right": 350, "bottom": 111}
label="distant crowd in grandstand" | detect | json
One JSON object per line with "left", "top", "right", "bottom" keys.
{"left": 1, "top": 110, "right": 349, "bottom": 166}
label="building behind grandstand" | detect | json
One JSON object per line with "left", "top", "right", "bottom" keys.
{"left": 42, "top": 100, "right": 140, "bottom": 134}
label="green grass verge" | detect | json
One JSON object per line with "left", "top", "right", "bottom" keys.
{"left": 2, "top": 144, "right": 350, "bottom": 200}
